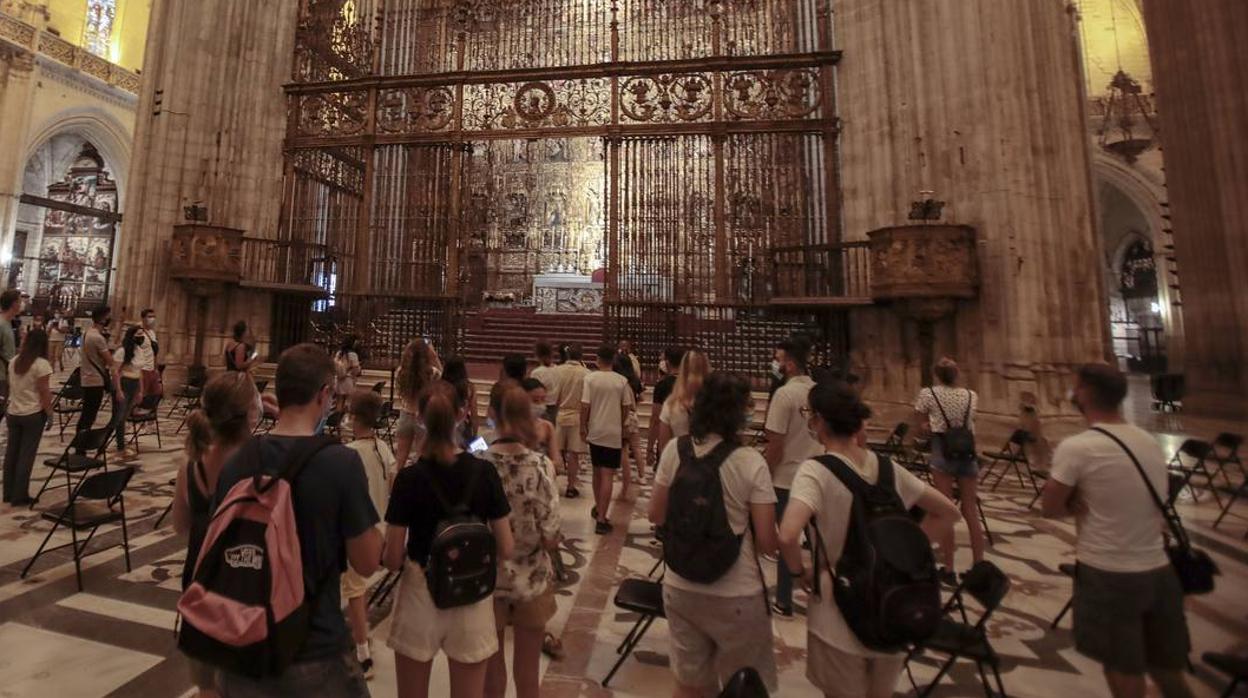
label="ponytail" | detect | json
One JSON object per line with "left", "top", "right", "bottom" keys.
{"left": 184, "top": 410, "right": 213, "bottom": 464}
{"left": 497, "top": 384, "right": 538, "bottom": 450}
{"left": 419, "top": 381, "right": 460, "bottom": 466}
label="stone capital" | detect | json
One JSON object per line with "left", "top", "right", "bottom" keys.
{"left": 0, "top": 42, "right": 35, "bottom": 72}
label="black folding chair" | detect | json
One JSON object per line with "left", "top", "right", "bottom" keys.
{"left": 153, "top": 477, "right": 177, "bottom": 529}
{"left": 1050, "top": 562, "right": 1077, "bottom": 628}
{"left": 254, "top": 379, "right": 269, "bottom": 395}
{"left": 1169, "top": 439, "right": 1221, "bottom": 507}
{"left": 52, "top": 369, "right": 84, "bottom": 440}
{"left": 21, "top": 466, "right": 135, "bottom": 591}
{"left": 253, "top": 411, "right": 277, "bottom": 436}
{"left": 868, "top": 422, "right": 910, "bottom": 458}
{"left": 981, "top": 430, "right": 1037, "bottom": 494}
{"left": 906, "top": 560, "right": 1011, "bottom": 698}
{"left": 1204, "top": 652, "right": 1248, "bottom": 698}
{"left": 602, "top": 577, "right": 666, "bottom": 687}
{"left": 167, "top": 373, "right": 206, "bottom": 418}
{"left": 127, "top": 393, "right": 163, "bottom": 451}
{"left": 370, "top": 381, "right": 385, "bottom": 394}
{"left": 1210, "top": 433, "right": 1244, "bottom": 489}
{"left": 32, "top": 426, "right": 112, "bottom": 506}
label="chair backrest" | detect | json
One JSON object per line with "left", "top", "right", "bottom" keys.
{"left": 254, "top": 380, "right": 269, "bottom": 393}
{"left": 1214, "top": 432, "right": 1243, "bottom": 455}
{"left": 1178, "top": 439, "right": 1211, "bottom": 460}
{"left": 371, "top": 381, "right": 385, "bottom": 394}
{"left": 64, "top": 368, "right": 82, "bottom": 389}
{"left": 956, "top": 560, "right": 1011, "bottom": 628}
{"left": 135, "top": 393, "right": 162, "bottom": 412}
{"left": 70, "top": 426, "right": 114, "bottom": 455}
{"left": 890, "top": 422, "right": 909, "bottom": 444}
{"left": 77, "top": 466, "right": 135, "bottom": 502}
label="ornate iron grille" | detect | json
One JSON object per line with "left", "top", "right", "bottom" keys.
{"left": 283, "top": 0, "right": 849, "bottom": 376}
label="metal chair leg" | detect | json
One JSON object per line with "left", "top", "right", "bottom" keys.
{"left": 1051, "top": 596, "right": 1073, "bottom": 629}
{"left": 602, "top": 614, "right": 656, "bottom": 687}
{"left": 919, "top": 655, "right": 960, "bottom": 698}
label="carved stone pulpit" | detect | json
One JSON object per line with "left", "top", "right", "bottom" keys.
{"left": 868, "top": 224, "right": 979, "bottom": 384}
{"left": 169, "top": 224, "right": 245, "bottom": 380}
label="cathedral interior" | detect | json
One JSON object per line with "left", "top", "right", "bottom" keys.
{"left": 0, "top": 1, "right": 1245, "bottom": 696}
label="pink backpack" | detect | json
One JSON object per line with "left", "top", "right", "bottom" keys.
{"left": 177, "top": 436, "right": 336, "bottom": 678}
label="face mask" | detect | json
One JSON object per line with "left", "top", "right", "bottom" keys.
{"left": 659, "top": 359, "right": 669, "bottom": 375}
{"left": 531, "top": 403, "right": 547, "bottom": 421}
{"left": 145, "top": 317, "right": 156, "bottom": 328}
{"left": 770, "top": 360, "right": 784, "bottom": 380}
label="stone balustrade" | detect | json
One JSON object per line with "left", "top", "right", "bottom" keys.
{"left": 0, "top": 9, "right": 139, "bottom": 94}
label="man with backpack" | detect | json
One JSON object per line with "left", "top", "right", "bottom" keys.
{"left": 1041, "top": 364, "right": 1193, "bottom": 698}
{"left": 649, "top": 372, "right": 780, "bottom": 696}
{"left": 779, "top": 381, "right": 959, "bottom": 698}
{"left": 762, "top": 336, "right": 821, "bottom": 616}
{"left": 182, "top": 343, "right": 383, "bottom": 697}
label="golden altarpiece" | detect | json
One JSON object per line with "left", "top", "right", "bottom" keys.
{"left": 281, "top": 0, "right": 867, "bottom": 381}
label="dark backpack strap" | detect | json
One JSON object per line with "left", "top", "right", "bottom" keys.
{"left": 252, "top": 434, "right": 339, "bottom": 494}
{"left": 929, "top": 388, "right": 956, "bottom": 430}
{"left": 427, "top": 456, "right": 481, "bottom": 516}
{"left": 1090, "top": 427, "right": 1189, "bottom": 547}
{"left": 676, "top": 435, "right": 695, "bottom": 467}
{"left": 961, "top": 389, "right": 972, "bottom": 424}
{"left": 811, "top": 454, "right": 873, "bottom": 594}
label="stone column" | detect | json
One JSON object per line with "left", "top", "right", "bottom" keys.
{"left": 834, "top": 0, "right": 1108, "bottom": 418}
{"left": 0, "top": 43, "right": 37, "bottom": 257}
{"left": 1140, "top": 0, "right": 1248, "bottom": 420}
{"left": 112, "top": 0, "right": 298, "bottom": 368}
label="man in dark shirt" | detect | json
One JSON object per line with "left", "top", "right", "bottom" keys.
{"left": 647, "top": 346, "right": 684, "bottom": 467}
{"left": 213, "top": 343, "right": 382, "bottom": 698}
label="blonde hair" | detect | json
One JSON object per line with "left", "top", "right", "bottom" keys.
{"left": 668, "top": 349, "right": 712, "bottom": 412}
{"left": 496, "top": 383, "right": 538, "bottom": 449}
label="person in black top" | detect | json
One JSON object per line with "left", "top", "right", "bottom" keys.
{"left": 648, "top": 346, "right": 685, "bottom": 470}
{"left": 172, "top": 371, "right": 262, "bottom": 697}
{"left": 213, "top": 344, "right": 382, "bottom": 698}
{"left": 384, "top": 380, "right": 514, "bottom": 698}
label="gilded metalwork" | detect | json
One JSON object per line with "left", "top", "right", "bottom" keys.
{"left": 297, "top": 92, "right": 369, "bottom": 138}
{"left": 464, "top": 79, "right": 611, "bottom": 131}
{"left": 377, "top": 87, "right": 456, "bottom": 134}
{"left": 294, "top": 0, "right": 376, "bottom": 82}
{"left": 619, "top": 73, "right": 714, "bottom": 124}
{"left": 725, "top": 69, "right": 822, "bottom": 121}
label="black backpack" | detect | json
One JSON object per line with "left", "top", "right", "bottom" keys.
{"left": 931, "top": 388, "right": 976, "bottom": 462}
{"left": 663, "top": 437, "right": 742, "bottom": 584}
{"left": 425, "top": 462, "right": 497, "bottom": 609}
{"left": 812, "top": 454, "right": 941, "bottom": 652}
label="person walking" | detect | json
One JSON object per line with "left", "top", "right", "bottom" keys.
{"left": 1041, "top": 364, "right": 1193, "bottom": 698}
{"left": 647, "top": 346, "right": 685, "bottom": 467}
{"left": 335, "top": 336, "right": 363, "bottom": 413}
{"left": 530, "top": 341, "right": 558, "bottom": 424}
{"left": 549, "top": 343, "right": 589, "bottom": 499}
{"left": 580, "top": 344, "right": 634, "bottom": 534}
{"left": 779, "top": 381, "right": 960, "bottom": 698}
{"left": 47, "top": 310, "right": 67, "bottom": 372}
{"left": 762, "top": 336, "right": 820, "bottom": 616}
{"left": 656, "top": 348, "right": 710, "bottom": 458}
{"left": 482, "top": 385, "right": 561, "bottom": 698}
{"left": 612, "top": 351, "right": 645, "bottom": 497}
{"left": 912, "top": 357, "right": 985, "bottom": 582}
{"left": 77, "top": 305, "right": 116, "bottom": 433}
{"left": 521, "top": 378, "right": 561, "bottom": 474}
{"left": 384, "top": 381, "right": 514, "bottom": 698}
{"left": 2, "top": 329, "right": 53, "bottom": 506}
{"left": 649, "top": 372, "right": 780, "bottom": 697}
{"left": 394, "top": 338, "right": 436, "bottom": 469}
{"left": 172, "top": 371, "right": 262, "bottom": 698}
{"left": 108, "top": 326, "right": 146, "bottom": 457}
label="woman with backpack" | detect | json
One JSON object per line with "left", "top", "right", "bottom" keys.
{"left": 480, "top": 384, "right": 562, "bottom": 698}
{"left": 384, "top": 381, "right": 514, "bottom": 698}
{"left": 648, "top": 372, "right": 780, "bottom": 697}
{"left": 912, "top": 357, "right": 985, "bottom": 582}
{"left": 656, "top": 348, "right": 711, "bottom": 457}
{"left": 780, "top": 381, "right": 959, "bottom": 698}
{"left": 171, "top": 372, "right": 262, "bottom": 698}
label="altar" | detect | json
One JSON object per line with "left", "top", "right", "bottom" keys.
{"left": 533, "top": 273, "right": 604, "bottom": 315}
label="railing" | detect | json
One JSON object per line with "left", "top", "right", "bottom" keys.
{"left": 0, "top": 10, "right": 140, "bottom": 94}
{"left": 769, "top": 241, "right": 872, "bottom": 302}
{"left": 240, "top": 238, "right": 329, "bottom": 292}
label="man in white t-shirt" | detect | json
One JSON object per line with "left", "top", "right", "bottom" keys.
{"left": 762, "top": 336, "right": 821, "bottom": 616}
{"left": 1042, "top": 364, "right": 1191, "bottom": 698}
{"left": 581, "top": 344, "right": 634, "bottom": 535}
{"left": 530, "top": 340, "right": 558, "bottom": 422}
{"left": 550, "top": 344, "right": 590, "bottom": 499}
{"left": 136, "top": 308, "right": 162, "bottom": 397}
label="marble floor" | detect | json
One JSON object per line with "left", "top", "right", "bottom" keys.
{"left": 0, "top": 375, "right": 1245, "bottom": 698}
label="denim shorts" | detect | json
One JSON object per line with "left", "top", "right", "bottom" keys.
{"left": 928, "top": 434, "right": 979, "bottom": 478}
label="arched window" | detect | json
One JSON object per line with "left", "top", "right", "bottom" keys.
{"left": 83, "top": 0, "right": 117, "bottom": 58}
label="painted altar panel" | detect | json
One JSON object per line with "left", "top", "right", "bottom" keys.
{"left": 35, "top": 145, "right": 117, "bottom": 308}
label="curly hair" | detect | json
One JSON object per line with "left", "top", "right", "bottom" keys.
{"left": 689, "top": 372, "right": 752, "bottom": 445}
{"left": 808, "top": 380, "right": 872, "bottom": 437}
{"left": 398, "top": 339, "right": 433, "bottom": 404}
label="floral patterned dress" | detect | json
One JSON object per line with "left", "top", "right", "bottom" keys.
{"left": 482, "top": 445, "right": 562, "bottom": 602}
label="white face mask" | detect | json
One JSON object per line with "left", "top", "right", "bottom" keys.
{"left": 145, "top": 317, "right": 157, "bottom": 328}
{"left": 659, "top": 359, "right": 669, "bottom": 375}
{"left": 770, "top": 360, "right": 784, "bottom": 380}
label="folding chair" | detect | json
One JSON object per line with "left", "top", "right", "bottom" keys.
{"left": 602, "top": 576, "right": 666, "bottom": 687}
{"left": 906, "top": 560, "right": 1011, "bottom": 698}
{"left": 253, "top": 411, "right": 276, "bottom": 436}
{"left": 868, "top": 422, "right": 909, "bottom": 458}
{"left": 127, "top": 394, "right": 163, "bottom": 452}
{"left": 1212, "top": 466, "right": 1248, "bottom": 537}
{"left": 370, "top": 381, "right": 385, "bottom": 394}
{"left": 324, "top": 410, "right": 345, "bottom": 438}
{"left": 1204, "top": 652, "right": 1248, "bottom": 698}
{"left": 21, "top": 466, "right": 135, "bottom": 591}
{"left": 1050, "top": 562, "right": 1077, "bottom": 628}
{"left": 167, "top": 373, "right": 206, "bottom": 419}
{"left": 153, "top": 477, "right": 177, "bottom": 529}
{"left": 981, "top": 430, "right": 1038, "bottom": 494}
{"left": 1168, "top": 439, "right": 1221, "bottom": 507}
{"left": 32, "top": 426, "right": 112, "bottom": 506}
{"left": 1209, "top": 433, "right": 1244, "bottom": 489}
{"left": 254, "top": 379, "right": 269, "bottom": 395}
{"left": 52, "top": 369, "right": 84, "bottom": 440}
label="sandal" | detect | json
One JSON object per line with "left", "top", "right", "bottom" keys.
{"left": 565, "top": 486, "right": 580, "bottom": 499}
{"left": 542, "top": 633, "right": 565, "bottom": 660}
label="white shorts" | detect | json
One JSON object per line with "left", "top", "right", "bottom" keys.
{"left": 387, "top": 561, "right": 498, "bottom": 664}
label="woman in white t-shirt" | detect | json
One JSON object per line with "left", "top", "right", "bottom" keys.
{"left": 649, "top": 372, "right": 779, "bottom": 696}
{"left": 334, "top": 335, "right": 362, "bottom": 413}
{"left": 656, "top": 349, "right": 711, "bottom": 458}
{"left": 780, "top": 381, "right": 959, "bottom": 698}
{"left": 3, "top": 329, "right": 54, "bottom": 505}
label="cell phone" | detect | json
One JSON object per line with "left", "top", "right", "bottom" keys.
{"left": 467, "top": 436, "right": 488, "bottom": 454}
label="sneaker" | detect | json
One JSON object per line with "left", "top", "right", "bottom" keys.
{"left": 565, "top": 486, "right": 580, "bottom": 499}
{"left": 594, "top": 520, "right": 613, "bottom": 535}
{"left": 771, "top": 602, "right": 794, "bottom": 617}
{"left": 359, "top": 656, "right": 374, "bottom": 680}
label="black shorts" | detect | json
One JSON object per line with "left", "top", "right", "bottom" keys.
{"left": 1073, "top": 563, "right": 1190, "bottom": 674}
{"left": 589, "top": 443, "right": 622, "bottom": 470}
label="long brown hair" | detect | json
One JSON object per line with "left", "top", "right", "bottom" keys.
{"left": 185, "top": 372, "right": 259, "bottom": 463}
{"left": 496, "top": 383, "right": 537, "bottom": 449}
{"left": 398, "top": 339, "right": 433, "bottom": 403}
{"left": 14, "top": 328, "right": 48, "bottom": 376}
{"left": 418, "top": 380, "right": 460, "bottom": 466}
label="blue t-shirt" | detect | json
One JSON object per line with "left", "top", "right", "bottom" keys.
{"left": 214, "top": 436, "right": 379, "bottom": 662}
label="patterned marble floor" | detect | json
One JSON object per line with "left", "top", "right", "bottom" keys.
{"left": 0, "top": 378, "right": 1244, "bottom": 698}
